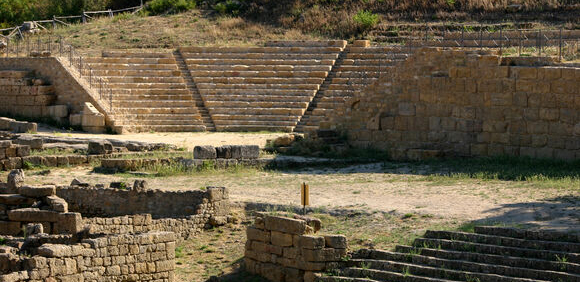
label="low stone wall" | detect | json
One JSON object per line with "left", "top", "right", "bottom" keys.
{"left": 0, "top": 118, "right": 37, "bottom": 133}
{"left": 0, "top": 231, "right": 176, "bottom": 281}
{"left": 0, "top": 141, "right": 31, "bottom": 170}
{"left": 56, "top": 185, "right": 229, "bottom": 218}
{"left": 84, "top": 214, "right": 223, "bottom": 240}
{"left": 245, "top": 213, "right": 348, "bottom": 282}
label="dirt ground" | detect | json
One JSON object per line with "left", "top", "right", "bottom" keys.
{"left": 36, "top": 125, "right": 287, "bottom": 150}
{"left": 15, "top": 162, "right": 579, "bottom": 233}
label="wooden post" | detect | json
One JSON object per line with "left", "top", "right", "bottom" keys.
{"left": 300, "top": 182, "right": 310, "bottom": 215}
{"left": 82, "top": 12, "right": 86, "bottom": 24}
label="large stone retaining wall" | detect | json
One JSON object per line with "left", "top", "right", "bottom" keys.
{"left": 0, "top": 231, "right": 176, "bottom": 282}
{"left": 327, "top": 48, "right": 580, "bottom": 160}
{"left": 56, "top": 185, "right": 229, "bottom": 218}
{"left": 0, "top": 70, "right": 55, "bottom": 118}
{"left": 0, "top": 57, "right": 110, "bottom": 124}
{"left": 245, "top": 213, "right": 348, "bottom": 282}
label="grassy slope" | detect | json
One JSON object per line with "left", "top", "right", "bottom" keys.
{"left": 53, "top": 10, "right": 326, "bottom": 52}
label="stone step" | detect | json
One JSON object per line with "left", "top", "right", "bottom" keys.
{"left": 84, "top": 57, "right": 176, "bottom": 64}
{"left": 355, "top": 249, "right": 579, "bottom": 282}
{"left": 185, "top": 58, "right": 335, "bottom": 66}
{"left": 213, "top": 120, "right": 297, "bottom": 126}
{"left": 198, "top": 89, "right": 316, "bottom": 96}
{"left": 344, "top": 53, "right": 409, "bottom": 60}
{"left": 114, "top": 107, "right": 199, "bottom": 114}
{"left": 122, "top": 124, "right": 206, "bottom": 132}
{"left": 185, "top": 64, "right": 332, "bottom": 72}
{"left": 215, "top": 124, "right": 293, "bottom": 132}
{"left": 179, "top": 46, "right": 343, "bottom": 54}
{"left": 346, "top": 46, "right": 412, "bottom": 53}
{"left": 196, "top": 83, "right": 320, "bottom": 90}
{"left": 101, "top": 51, "right": 174, "bottom": 58}
{"left": 316, "top": 276, "right": 379, "bottom": 282}
{"left": 211, "top": 114, "right": 297, "bottom": 121}
{"left": 90, "top": 69, "right": 180, "bottom": 77}
{"left": 265, "top": 40, "right": 347, "bottom": 48}
{"left": 103, "top": 76, "right": 184, "bottom": 83}
{"left": 293, "top": 125, "right": 318, "bottom": 133}
{"left": 108, "top": 83, "right": 186, "bottom": 89}
{"left": 345, "top": 259, "right": 550, "bottom": 282}
{"left": 120, "top": 114, "right": 202, "bottom": 121}
{"left": 189, "top": 70, "right": 328, "bottom": 78}
{"left": 210, "top": 107, "right": 305, "bottom": 115}
{"left": 85, "top": 63, "right": 178, "bottom": 70}
{"left": 113, "top": 100, "right": 195, "bottom": 107}
{"left": 395, "top": 245, "right": 580, "bottom": 275}
{"left": 193, "top": 77, "right": 324, "bottom": 85}
{"left": 111, "top": 94, "right": 193, "bottom": 101}
{"left": 474, "top": 226, "right": 580, "bottom": 243}
{"left": 205, "top": 100, "right": 308, "bottom": 108}
{"left": 424, "top": 230, "right": 580, "bottom": 253}
{"left": 203, "top": 95, "right": 312, "bottom": 102}
{"left": 413, "top": 238, "right": 580, "bottom": 264}
{"left": 181, "top": 52, "right": 338, "bottom": 60}
{"left": 339, "top": 267, "right": 456, "bottom": 282}
{"left": 111, "top": 88, "right": 191, "bottom": 95}
{"left": 116, "top": 119, "right": 203, "bottom": 126}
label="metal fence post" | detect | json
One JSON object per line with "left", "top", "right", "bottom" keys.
{"left": 479, "top": 24, "right": 483, "bottom": 50}
{"left": 461, "top": 25, "right": 464, "bottom": 48}
{"left": 499, "top": 28, "right": 503, "bottom": 54}
{"left": 518, "top": 28, "right": 522, "bottom": 56}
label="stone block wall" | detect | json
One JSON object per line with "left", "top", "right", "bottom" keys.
{"left": 0, "top": 141, "right": 31, "bottom": 170}
{"left": 0, "top": 70, "right": 55, "bottom": 118}
{"left": 56, "top": 186, "right": 229, "bottom": 218}
{"left": 245, "top": 213, "right": 348, "bottom": 282}
{"left": 0, "top": 231, "right": 176, "bottom": 282}
{"left": 328, "top": 47, "right": 580, "bottom": 160}
{"left": 0, "top": 179, "right": 83, "bottom": 236}
{"left": 0, "top": 57, "right": 112, "bottom": 127}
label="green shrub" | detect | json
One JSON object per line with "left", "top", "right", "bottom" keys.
{"left": 145, "top": 0, "right": 197, "bottom": 15}
{"left": 213, "top": 0, "right": 242, "bottom": 16}
{"left": 353, "top": 9, "right": 379, "bottom": 30}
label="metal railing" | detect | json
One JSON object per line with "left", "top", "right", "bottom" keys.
{"left": 2, "top": 35, "right": 114, "bottom": 113}
{"left": 376, "top": 26, "right": 580, "bottom": 62}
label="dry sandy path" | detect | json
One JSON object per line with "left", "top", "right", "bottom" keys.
{"left": 36, "top": 126, "right": 286, "bottom": 150}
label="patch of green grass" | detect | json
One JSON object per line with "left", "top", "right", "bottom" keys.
{"left": 175, "top": 246, "right": 185, "bottom": 258}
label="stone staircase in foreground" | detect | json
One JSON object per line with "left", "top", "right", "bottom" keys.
{"left": 181, "top": 41, "right": 346, "bottom": 132}
{"left": 320, "top": 226, "right": 580, "bottom": 282}
{"left": 294, "top": 45, "right": 410, "bottom": 133}
{"left": 84, "top": 51, "right": 206, "bottom": 132}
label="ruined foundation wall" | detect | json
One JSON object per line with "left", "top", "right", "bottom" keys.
{"left": 1, "top": 231, "right": 176, "bottom": 282}
{"left": 56, "top": 186, "right": 229, "bottom": 218}
{"left": 245, "top": 214, "right": 348, "bottom": 282}
{"left": 329, "top": 48, "right": 580, "bottom": 160}
{"left": 0, "top": 70, "right": 55, "bottom": 118}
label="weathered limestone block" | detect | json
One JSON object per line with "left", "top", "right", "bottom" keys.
{"left": 13, "top": 137, "right": 43, "bottom": 150}
{"left": 54, "top": 212, "right": 83, "bottom": 234}
{"left": 0, "top": 221, "right": 21, "bottom": 236}
{"left": 247, "top": 226, "right": 270, "bottom": 242}
{"left": 0, "top": 194, "right": 35, "bottom": 206}
{"left": 301, "top": 248, "right": 347, "bottom": 262}
{"left": 25, "top": 222, "right": 44, "bottom": 235}
{"left": 271, "top": 231, "right": 293, "bottom": 247}
{"left": 265, "top": 215, "right": 308, "bottom": 235}
{"left": 324, "top": 235, "right": 347, "bottom": 249}
{"left": 88, "top": 140, "right": 113, "bottom": 155}
{"left": 8, "top": 208, "right": 60, "bottom": 222}
{"left": 194, "top": 145, "right": 216, "bottom": 159}
{"left": 9, "top": 121, "right": 37, "bottom": 133}
{"left": 46, "top": 195, "right": 68, "bottom": 213}
{"left": 48, "top": 105, "right": 69, "bottom": 118}
{"left": 7, "top": 169, "right": 25, "bottom": 194}
{"left": 19, "top": 185, "right": 56, "bottom": 198}
{"left": 298, "top": 235, "right": 325, "bottom": 250}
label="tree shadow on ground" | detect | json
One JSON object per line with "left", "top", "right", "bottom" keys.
{"left": 462, "top": 195, "right": 580, "bottom": 233}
